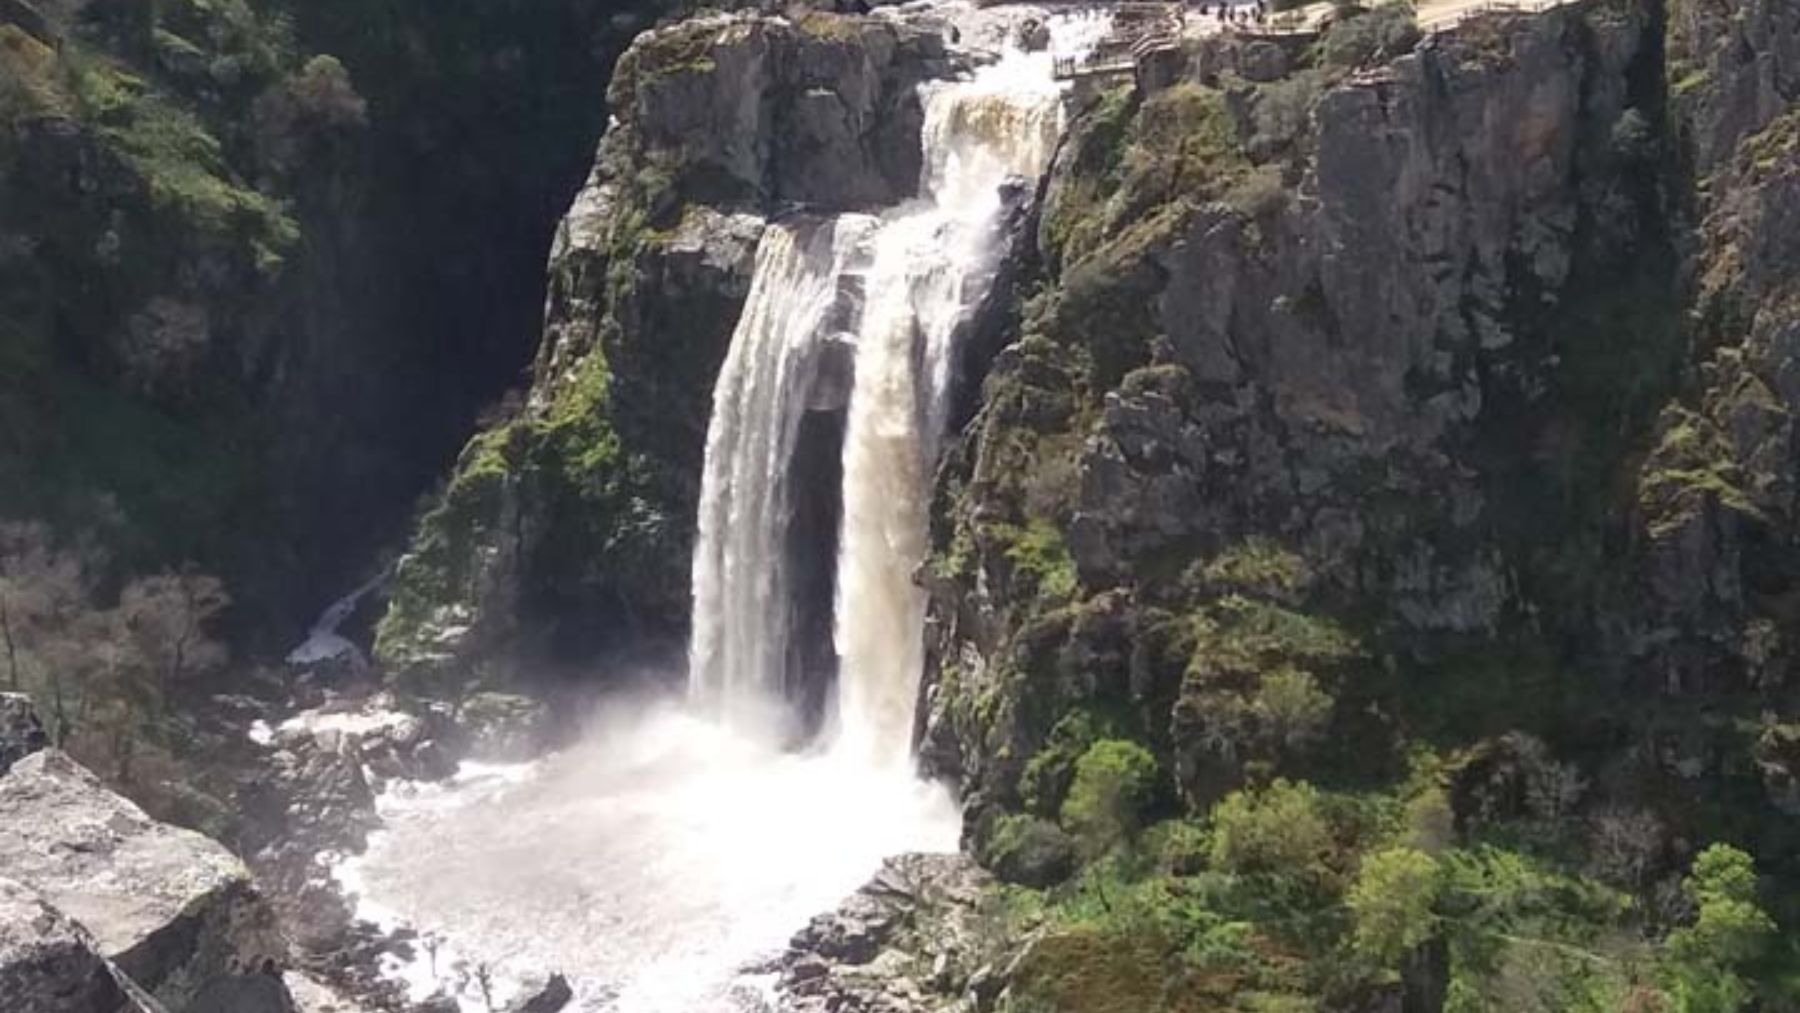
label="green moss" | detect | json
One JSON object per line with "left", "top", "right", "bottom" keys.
{"left": 1007, "top": 926, "right": 1187, "bottom": 1013}
{"left": 1638, "top": 408, "right": 1763, "bottom": 539}
{"left": 375, "top": 340, "right": 638, "bottom": 671}
{"left": 0, "top": 26, "right": 72, "bottom": 118}
{"left": 1194, "top": 539, "right": 1313, "bottom": 601}
{"left": 996, "top": 517, "right": 1080, "bottom": 604}
{"left": 107, "top": 92, "right": 298, "bottom": 255}
{"left": 635, "top": 20, "right": 722, "bottom": 79}
{"left": 1043, "top": 82, "right": 1251, "bottom": 279}
{"left": 1063, "top": 738, "right": 1162, "bottom": 854}
{"left": 796, "top": 11, "right": 864, "bottom": 43}
{"left": 1023, "top": 709, "right": 1110, "bottom": 815}
{"left": 1670, "top": 68, "right": 1711, "bottom": 98}
{"left": 1316, "top": 3, "right": 1420, "bottom": 70}
{"left": 1184, "top": 595, "right": 1356, "bottom": 689}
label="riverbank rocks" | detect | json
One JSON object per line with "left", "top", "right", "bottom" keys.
{"left": 0, "top": 749, "right": 291, "bottom": 1010}
{"left": 0, "top": 691, "right": 48, "bottom": 774}
{"left": 503, "top": 973, "right": 573, "bottom": 1013}
{"left": 774, "top": 853, "right": 1001, "bottom": 1013}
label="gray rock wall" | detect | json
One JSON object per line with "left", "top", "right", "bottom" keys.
{"left": 923, "top": 0, "right": 1672, "bottom": 812}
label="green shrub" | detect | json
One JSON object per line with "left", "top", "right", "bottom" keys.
{"left": 1022, "top": 709, "right": 1107, "bottom": 815}
{"left": 1320, "top": 3, "right": 1420, "bottom": 70}
{"left": 1209, "top": 779, "right": 1332, "bottom": 880}
{"left": 998, "top": 517, "right": 1079, "bottom": 604}
{"left": 1062, "top": 738, "right": 1162, "bottom": 860}
{"left": 1348, "top": 847, "right": 1443, "bottom": 967}
{"left": 1661, "top": 845, "right": 1775, "bottom": 1013}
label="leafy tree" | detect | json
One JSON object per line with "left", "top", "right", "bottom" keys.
{"left": 0, "top": 522, "right": 229, "bottom": 784}
{"left": 0, "top": 524, "right": 98, "bottom": 734}
{"left": 1062, "top": 738, "right": 1160, "bottom": 860}
{"left": 1661, "top": 845, "right": 1775, "bottom": 1013}
{"left": 1061, "top": 739, "right": 1159, "bottom": 911}
{"left": 1348, "top": 847, "right": 1443, "bottom": 967}
{"left": 1208, "top": 779, "right": 1332, "bottom": 880}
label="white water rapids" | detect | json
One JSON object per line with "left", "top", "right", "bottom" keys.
{"left": 338, "top": 9, "right": 1107, "bottom": 1011}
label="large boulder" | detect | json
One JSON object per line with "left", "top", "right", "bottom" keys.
{"left": 0, "top": 877, "right": 158, "bottom": 1013}
{"left": 0, "top": 750, "right": 289, "bottom": 1010}
{"left": 0, "top": 691, "right": 49, "bottom": 775}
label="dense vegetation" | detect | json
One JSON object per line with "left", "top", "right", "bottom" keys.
{"left": 0, "top": 0, "right": 705, "bottom": 641}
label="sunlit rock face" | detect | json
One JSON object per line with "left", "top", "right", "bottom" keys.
{"left": 0, "top": 750, "right": 290, "bottom": 1010}
{"left": 920, "top": 0, "right": 1675, "bottom": 816}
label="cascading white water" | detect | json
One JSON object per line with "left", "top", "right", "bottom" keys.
{"left": 688, "top": 216, "right": 874, "bottom": 731}
{"left": 832, "top": 48, "right": 1072, "bottom": 767}
{"left": 339, "top": 10, "right": 1109, "bottom": 1012}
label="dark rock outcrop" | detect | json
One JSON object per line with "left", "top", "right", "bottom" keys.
{"left": 504, "top": 973, "right": 573, "bottom": 1013}
{"left": 0, "top": 691, "right": 48, "bottom": 775}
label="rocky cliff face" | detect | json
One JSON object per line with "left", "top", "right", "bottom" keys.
{"left": 1636, "top": 0, "right": 1800, "bottom": 811}
{"left": 886, "top": 0, "right": 1800, "bottom": 997}
{"left": 376, "top": 11, "right": 956, "bottom": 689}
{"left": 923, "top": 0, "right": 1674, "bottom": 820}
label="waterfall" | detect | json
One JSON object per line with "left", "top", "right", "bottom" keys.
{"left": 833, "top": 52, "right": 1070, "bottom": 767}
{"left": 688, "top": 216, "right": 873, "bottom": 732}
{"left": 349, "top": 14, "right": 1115, "bottom": 1013}
{"left": 690, "top": 20, "right": 1089, "bottom": 766}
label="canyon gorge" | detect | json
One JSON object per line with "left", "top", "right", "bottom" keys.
{"left": 4, "top": 0, "right": 1800, "bottom": 1011}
